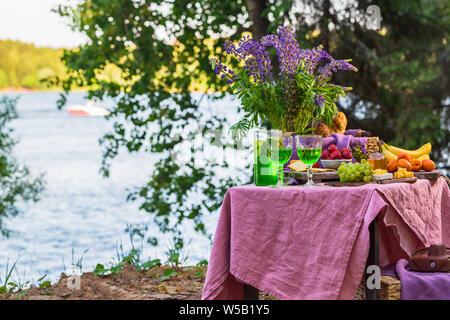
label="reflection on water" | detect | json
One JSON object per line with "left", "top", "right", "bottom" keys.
{"left": 0, "top": 91, "right": 242, "bottom": 283}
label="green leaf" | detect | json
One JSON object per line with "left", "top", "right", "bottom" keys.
{"left": 93, "top": 263, "right": 108, "bottom": 275}
{"left": 159, "top": 268, "right": 175, "bottom": 280}
{"left": 39, "top": 281, "right": 51, "bottom": 289}
{"left": 196, "top": 259, "right": 208, "bottom": 267}
{"left": 17, "top": 291, "right": 29, "bottom": 299}
{"left": 229, "top": 118, "right": 250, "bottom": 141}
{"left": 194, "top": 271, "right": 203, "bottom": 278}
{"left": 37, "top": 274, "right": 47, "bottom": 282}
{"left": 140, "top": 259, "right": 161, "bottom": 271}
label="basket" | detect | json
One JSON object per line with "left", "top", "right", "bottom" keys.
{"left": 354, "top": 275, "right": 401, "bottom": 300}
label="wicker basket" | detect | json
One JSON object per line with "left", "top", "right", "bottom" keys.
{"left": 354, "top": 275, "right": 401, "bottom": 300}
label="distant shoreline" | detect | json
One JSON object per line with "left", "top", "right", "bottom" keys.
{"left": 0, "top": 87, "right": 87, "bottom": 93}
{"left": 0, "top": 87, "right": 218, "bottom": 94}
{"left": 0, "top": 87, "right": 39, "bottom": 93}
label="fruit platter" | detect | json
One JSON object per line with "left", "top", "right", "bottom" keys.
{"left": 284, "top": 111, "right": 441, "bottom": 186}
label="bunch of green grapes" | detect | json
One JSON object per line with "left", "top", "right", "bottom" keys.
{"left": 337, "top": 159, "right": 373, "bottom": 182}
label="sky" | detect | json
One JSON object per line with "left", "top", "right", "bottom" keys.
{"left": 0, "top": 0, "right": 86, "bottom": 48}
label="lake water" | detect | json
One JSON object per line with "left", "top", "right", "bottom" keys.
{"left": 0, "top": 91, "right": 244, "bottom": 284}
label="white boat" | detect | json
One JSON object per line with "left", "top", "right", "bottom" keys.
{"left": 67, "top": 100, "right": 110, "bottom": 117}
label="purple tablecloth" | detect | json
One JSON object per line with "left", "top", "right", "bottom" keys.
{"left": 382, "top": 259, "right": 450, "bottom": 300}
{"left": 202, "top": 178, "right": 450, "bottom": 300}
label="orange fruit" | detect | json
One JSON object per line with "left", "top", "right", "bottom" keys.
{"left": 397, "top": 153, "right": 411, "bottom": 162}
{"left": 386, "top": 159, "right": 398, "bottom": 172}
{"left": 421, "top": 159, "right": 435, "bottom": 171}
{"left": 397, "top": 159, "right": 412, "bottom": 171}
{"left": 410, "top": 159, "right": 422, "bottom": 172}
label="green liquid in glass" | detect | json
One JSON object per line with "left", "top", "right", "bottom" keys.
{"left": 254, "top": 140, "right": 278, "bottom": 186}
{"left": 270, "top": 148, "right": 292, "bottom": 164}
{"left": 297, "top": 148, "right": 321, "bottom": 165}
{"left": 254, "top": 163, "right": 278, "bottom": 186}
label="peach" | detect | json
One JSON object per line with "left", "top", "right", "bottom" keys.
{"left": 386, "top": 159, "right": 398, "bottom": 172}
{"left": 410, "top": 159, "right": 421, "bottom": 172}
{"left": 397, "top": 153, "right": 411, "bottom": 162}
{"left": 397, "top": 159, "right": 412, "bottom": 171}
{"left": 422, "top": 159, "right": 435, "bottom": 172}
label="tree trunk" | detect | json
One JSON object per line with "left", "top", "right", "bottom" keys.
{"left": 320, "top": 0, "right": 331, "bottom": 51}
{"left": 246, "top": 0, "right": 270, "bottom": 40}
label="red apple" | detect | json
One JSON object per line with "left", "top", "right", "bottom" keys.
{"left": 312, "top": 162, "right": 319, "bottom": 168}
{"left": 330, "top": 150, "right": 341, "bottom": 159}
{"left": 342, "top": 151, "right": 353, "bottom": 159}
{"left": 321, "top": 150, "right": 330, "bottom": 159}
{"left": 328, "top": 144, "right": 338, "bottom": 152}
{"left": 340, "top": 148, "right": 349, "bottom": 154}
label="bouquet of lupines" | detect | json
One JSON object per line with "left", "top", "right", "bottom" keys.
{"left": 212, "top": 26, "right": 357, "bottom": 137}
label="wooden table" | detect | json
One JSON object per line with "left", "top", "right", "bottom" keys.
{"left": 285, "top": 169, "right": 441, "bottom": 184}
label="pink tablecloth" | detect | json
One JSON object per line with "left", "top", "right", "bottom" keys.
{"left": 202, "top": 178, "right": 450, "bottom": 300}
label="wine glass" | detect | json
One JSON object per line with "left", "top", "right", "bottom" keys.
{"left": 269, "top": 130, "right": 293, "bottom": 187}
{"left": 295, "top": 135, "right": 322, "bottom": 187}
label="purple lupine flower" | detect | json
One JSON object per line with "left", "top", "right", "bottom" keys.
{"left": 211, "top": 58, "right": 238, "bottom": 84}
{"left": 314, "top": 93, "right": 325, "bottom": 107}
{"left": 260, "top": 26, "right": 308, "bottom": 110}
{"left": 261, "top": 25, "right": 303, "bottom": 75}
{"left": 223, "top": 38, "right": 272, "bottom": 83}
{"left": 277, "top": 25, "right": 303, "bottom": 74}
{"left": 303, "top": 45, "right": 332, "bottom": 74}
{"left": 318, "top": 59, "right": 358, "bottom": 83}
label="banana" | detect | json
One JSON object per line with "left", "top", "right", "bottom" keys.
{"left": 417, "top": 154, "right": 430, "bottom": 162}
{"left": 380, "top": 144, "right": 398, "bottom": 163}
{"left": 384, "top": 142, "right": 430, "bottom": 155}
{"left": 383, "top": 142, "right": 431, "bottom": 159}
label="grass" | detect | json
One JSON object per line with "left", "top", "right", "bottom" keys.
{"left": 71, "top": 248, "right": 89, "bottom": 274}
{"left": 91, "top": 238, "right": 208, "bottom": 283}
{"left": 89, "top": 226, "right": 207, "bottom": 281}
{"left": 0, "top": 256, "right": 55, "bottom": 298}
{"left": 91, "top": 237, "right": 204, "bottom": 281}
{"left": 0, "top": 258, "right": 20, "bottom": 293}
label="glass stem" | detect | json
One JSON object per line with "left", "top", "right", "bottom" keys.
{"left": 279, "top": 165, "right": 284, "bottom": 184}
{"left": 307, "top": 164, "right": 313, "bottom": 184}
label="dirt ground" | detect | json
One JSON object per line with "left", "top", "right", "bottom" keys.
{"left": 0, "top": 263, "right": 278, "bottom": 300}
{"left": 1, "top": 264, "right": 206, "bottom": 300}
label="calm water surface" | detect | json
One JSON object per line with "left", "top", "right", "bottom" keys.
{"left": 0, "top": 91, "right": 243, "bottom": 283}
